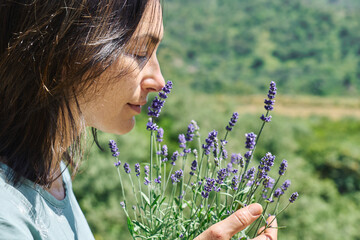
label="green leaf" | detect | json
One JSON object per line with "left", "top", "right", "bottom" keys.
{"left": 220, "top": 192, "right": 234, "bottom": 197}
{"left": 141, "top": 192, "right": 150, "bottom": 206}
{"left": 127, "top": 216, "right": 135, "bottom": 236}
{"left": 133, "top": 220, "right": 150, "bottom": 233}
{"left": 151, "top": 194, "right": 161, "bottom": 208}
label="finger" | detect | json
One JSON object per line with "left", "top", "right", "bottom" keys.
{"left": 257, "top": 216, "right": 278, "bottom": 240}
{"left": 264, "top": 216, "right": 277, "bottom": 240}
{"left": 196, "top": 203, "right": 262, "bottom": 240}
{"left": 252, "top": 235, "right": 269, "bottom": 240}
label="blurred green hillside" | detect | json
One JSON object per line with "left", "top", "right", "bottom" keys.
{"left": 159, "top": 0, "right": 360, "bottom": 96}
{"left": 72, "top": 0, "right": 360, "bottom": 239}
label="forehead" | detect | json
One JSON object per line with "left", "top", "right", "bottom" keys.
{"left": 133, "top": 0, "right": 163, "bottom": 40}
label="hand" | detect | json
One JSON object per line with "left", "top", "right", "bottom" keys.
{"left": 194, "top": 203, "right": 277, "bottom": 240}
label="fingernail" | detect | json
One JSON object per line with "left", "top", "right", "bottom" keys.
{"left": 248, "top": 203, "right": 262, "bottom": 216}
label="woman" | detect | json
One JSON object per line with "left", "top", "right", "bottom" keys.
{"left": 0, "top": 0, "right": 277, "bottom": 239}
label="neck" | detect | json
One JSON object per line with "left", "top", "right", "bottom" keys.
{"left": 45, "top": 163, "right": 66, "bottom": 200}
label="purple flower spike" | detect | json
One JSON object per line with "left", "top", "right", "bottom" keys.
{"left": 154, "top": 176, "right": 161, "bottom": 184}
{"left": 135, "top": 163, "right": 140, "bottom": 177}
{"left": 114, "top": 160, "right": 121, "bottom": 167}
{"left": 146, "top": 119, "right": 159, "bottom": 131}
{"left": 231, "top": 175, "right": 239, "bottom": 191}
{"left": 245, "top": 132, "right": 257, "bottom": 150}
{"left": 144, "top": 177, "right": 151, "bottom": 185}
{"left": 216, "top": 168, "right": 228, "bottom": 184}
{"left": 289, "top": 192, "right": 299, "bottom": 203}
{"left": 190, "top": 160, "right": 197, "bottom": 175}
{"left": 231, "top": 153, "right": 244, "bottom": 167}
{"left": 178, "top": 134, "right": 186, "bottom": 148}
{"left": 171, "top": 151, "right": 179, "bottom": 165}
{"left": 279, "top": 159, "right": 288, "bottom": 176}
{"left": 171, "top": 169, "right": 183, "bottom": 184}
{"left": 281, "top": 180, "right": 291, "bottom": 191}
{"left": 202, "top": 130, "right": 218, "bottom": 155}
{"left": 201, "top": 178, "right": 216, "bottom": 198}
{"left": 258, "top": 152, "right": 276, "bottom": 174}
{"left": 147, "top": 81, "right": 172, "bottom": 117}
{"left": 260, "top": 114, "right": 272, "bottom": 122}
{"left": 263, "top": 176, "right": 275, "bottom": 189}
{"left": 226, "top": 112, "right": 239, "bottom": 131}
{"left": 144, "top": 165, "right": 149, "bottom": 176}
{"left": 274, "top": 188, "right": 284, "bottom": 198}
{"left": 264, "top": 81, "right": 277, "bottom": 111}
{"left": 124, "top": 163, "right": 131, "bottom": 174}
{"left": 120, "top": 201, "right": 125, "bottom": 208}
{"left": 109, "top": 140, "right": 120, "bottom": 157}
{"left": 156, "top": 128, "right": 164, "bottom": 142}
{"left": 186, "top": 122, "right": 195, "bottom": 142}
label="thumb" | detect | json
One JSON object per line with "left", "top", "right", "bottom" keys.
{"left": 196, "top": 203, "right": 263, "bottom": 240}
{"left": 222, "top": 203, "right": 263, "bottom": 237}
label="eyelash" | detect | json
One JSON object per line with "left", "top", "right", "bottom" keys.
{"left": 134, "top": 54, "right": 148, "bottom": 62}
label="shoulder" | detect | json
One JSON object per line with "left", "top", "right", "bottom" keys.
{"left": 0, "top": 180, "right": 36, "bottom": 239}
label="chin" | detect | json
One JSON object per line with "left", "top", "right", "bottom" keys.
{"left": 112, "top": 117, "right": 136, "bottom": 135}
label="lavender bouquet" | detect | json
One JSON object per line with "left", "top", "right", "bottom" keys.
{"left": 110, "top": 81, "right": 298, "bottom": 239}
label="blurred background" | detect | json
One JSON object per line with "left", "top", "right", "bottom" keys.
{"left": 73, "top": 0, "right": 360, "bottom": 239}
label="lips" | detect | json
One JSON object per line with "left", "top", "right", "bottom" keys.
{"left": 127, "top": 101, "right": 146, "bottom": 114}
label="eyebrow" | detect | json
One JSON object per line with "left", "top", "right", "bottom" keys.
{"left": 134, "top": 34, "right": 162, "bottom": 45}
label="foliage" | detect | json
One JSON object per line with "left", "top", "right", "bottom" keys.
{"left": 159, "top": 0, "right": 360, "bottom": 97}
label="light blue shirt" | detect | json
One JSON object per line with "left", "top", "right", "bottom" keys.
{"left": 0, "top": 162, "right": 94, "bottom": 240}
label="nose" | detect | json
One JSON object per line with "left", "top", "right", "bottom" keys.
{"left": 141, "top": 54, "right": 165, "bottom": 93}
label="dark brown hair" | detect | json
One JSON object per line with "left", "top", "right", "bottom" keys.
{"left": 0, "top": 0, "right": 162, "bottom": 186}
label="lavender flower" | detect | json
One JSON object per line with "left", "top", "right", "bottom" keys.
{"left": 230, "top": 153, "right": 243, "bottom": 167}
{"left": 226, "top": 112, "right": 239, "bottom": 131}
{"left": 147, "top": 97, "right": 164, "bottom": 117}
{"left": 202, "top": 130, "right": 218, "bottom": 155}
{"left": 171, "top": 151, "right": 179, "bottom": 165}
{"left": 222, "top": 148, "right": 228, "bottom": 159}
{"left": 135, "top": 163, "right": 140, "bottom": 177}
{"left": 144, "top": 177, "right": 151, "bottom": 185}
{"left": 190, "top": 160, "right": 197, "bottom": 175}
{"left": 201, "top": 178, "right": 216, "bottom": 198}
{"left": 216, "top": 168, "right": 228, "bottom": 184}
{"left": 120, "top": 201, "right": 125, "bottom": 208}
{"left": 281, "top": 180, "right": 291, "bottom": 191}
{"left": 160, "top": 145, "right": 169, "bottom": 162}
{"left": 231, "top": 175, "right": 239, "bottom": 191}
{"left": 279, "top": 159, "right": 288, "bottom": 176}
{"left": 156, "top": 128, "right": 164, "bottom": 142}
{"left": 245, "top": 167, "right": 255, "bottom": 179}
{"left": 114, "top": 160, "right": 121, "bottom": 167}
{"left": 245, "top": 132, "right": 257, "bottom": 150}
{"left": 263, "top": 176, "right": 275, "bottom": 189}
{"left": 260, "top": 114, "right": 272, "bottom": 122}
{"left": 154, "top": 176, "right": 161, "bottom": 184}
{"left": 146, "top": 119, "right": 159, "bottom": 131}
{"left": 244, "top": 150, "right": 252, "bottom": 163}
{"left": 178, "top": 134, "right": 186, "bottom": 148}
{"left": 264, "top": 81, "right": 277, "bottom": 111}
{"left": 274, "top": 188, "right": 284, "bottom": 198}
{"left": 144, "top": 165, "right": 149, "bottom": 176}
{"left": 259, "top": 152, "right": 276, "bottom": 173}
{"left": 190, "top": 120, "right": 200, "bottom": 138}
{"left": 185, "top": 122, "right": 195, "bottom": 142}
{"left": 289, "top": 192, "right": 299, "bottom": 203}
{"left": 158, "top": 81, "right": 173, "bottom": 99}
{"left": 171, "top": 169, "right": 183, "bottom": 184}
{"left": 124, "top": 163, "right": 131, "bottom": 174}
{"left": 109, "top": 140, "right": 120, "bottom": 157}
{"left": 148, "top": 81, "right": 172, "bottom": 117}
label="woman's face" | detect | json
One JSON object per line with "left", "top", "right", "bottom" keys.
{"left": 80, "top": 1, "right": 165, "bottom": 135}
